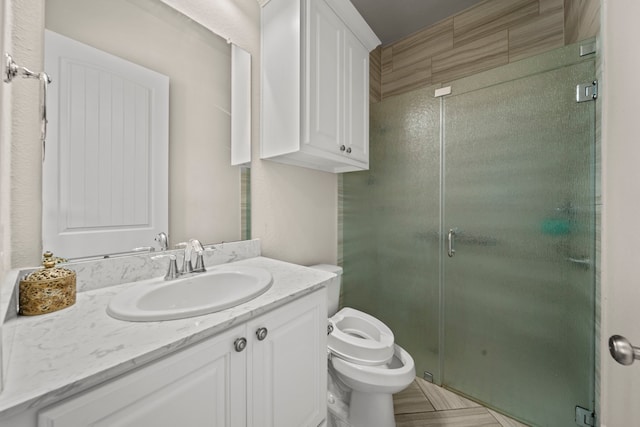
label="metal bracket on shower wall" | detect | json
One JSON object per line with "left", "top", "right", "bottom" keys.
{"left": 575, "top": 406, "right": 595, "bottom": 427}
{"left": 579, "top": 41, "right": 596, "bottom": 57}
{"left": 434, "top": 86, "right": 452, "bottom": 97}
{"left": 576, "top": 80, "right": 598, "bottom": 103}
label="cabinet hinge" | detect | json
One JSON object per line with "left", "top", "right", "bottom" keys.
{"left": 576, "top": 80, "right": 598, "bottom": 103}
{"left": 575, "top": 406, "right": 595, "bottom": 427}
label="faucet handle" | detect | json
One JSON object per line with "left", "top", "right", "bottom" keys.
{"left": 151, "top": 254, "right": 180, "bottom": 280}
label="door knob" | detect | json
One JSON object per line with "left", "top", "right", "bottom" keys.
{"left": 609, "top": 335, "right": 640, "bottom": 365}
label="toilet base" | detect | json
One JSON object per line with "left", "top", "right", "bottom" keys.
{"left": 349, "top": 391, "right": 396, "bottom": 427}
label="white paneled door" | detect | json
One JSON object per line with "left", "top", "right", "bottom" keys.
{"left": 43, "top": 30, "right": 168, "bottom": 259}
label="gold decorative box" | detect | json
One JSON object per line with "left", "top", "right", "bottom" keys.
{"left": 19, "top": 252, "right": 76, "bottom": 316}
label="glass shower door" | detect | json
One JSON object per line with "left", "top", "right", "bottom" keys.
{"left": 442, "top": 59, "right": 595, "bottom": 426}
{"left": 342, "top": 85, "right": 443, "bottom": 382}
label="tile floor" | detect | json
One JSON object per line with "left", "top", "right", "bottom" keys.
{"left": 393, "top": 378, "right": 530, "bottom": 427}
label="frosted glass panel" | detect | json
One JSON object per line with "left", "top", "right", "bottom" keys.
{"left": 343, "top": 85, "right": 442, "bottom": 381}
{"left": 443, "top": 60, "right": 595, "bottom": 426}
{"left": 341, "top": 41, "right": 595, "bottom": 427}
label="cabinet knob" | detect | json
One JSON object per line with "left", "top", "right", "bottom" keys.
{"left": 340, "top": 145, "right": 346, "bottom": 152}
{"left": 234, "top": 337, "right": 247, "bottom": 352}
{"left": 346, "top": 147, "right": 352, "bottom": 154}
{"left": 256, "top": 327, "right": 268, "bottom": 341}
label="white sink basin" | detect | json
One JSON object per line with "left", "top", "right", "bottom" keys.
{"left": 107, "top": 265, "right": 273, "bottom": 321}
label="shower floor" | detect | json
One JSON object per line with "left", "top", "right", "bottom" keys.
{"left": 393, "top": 378, "right": 529, "bottom": 426}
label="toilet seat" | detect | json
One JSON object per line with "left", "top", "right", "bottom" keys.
{"left": 330, "top": 343, "right": 416, "bottom": 394}
{"left": 328, "top": 307, "right": 395, "bottom": 366}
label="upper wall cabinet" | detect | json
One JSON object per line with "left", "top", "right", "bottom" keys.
{"left": 260, "top": 0, "right": 380, "bottom": 173}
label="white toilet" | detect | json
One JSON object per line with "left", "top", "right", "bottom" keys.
{"left": 311, "top": 265, "right": 415, "bottom": 427}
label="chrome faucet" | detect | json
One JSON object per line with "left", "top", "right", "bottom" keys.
{"left": 151, "top": 239, "right": 208, "bottom": 280}
{"left": 176, "top": 239, "right": 206, "bottom": 275}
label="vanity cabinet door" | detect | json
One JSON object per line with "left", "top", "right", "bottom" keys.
{"left": 248, "top": 289, "right": 327, "bottom": 427}
{"left": 37, "top": 325, "right": 246, "bottom": 427}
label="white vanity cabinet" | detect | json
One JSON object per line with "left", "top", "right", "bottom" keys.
{"left": 36, "top": 289, "right": 327, "bottom": 427}
{"left": 38, "top": 325, "right": 246, "bottom": 427}
{"left": 261, "top": 0, "right": 380, "bottom": 173}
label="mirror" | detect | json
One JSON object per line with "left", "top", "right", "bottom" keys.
{"left": 44, "top": 0, "right": 247, "bottom": 259}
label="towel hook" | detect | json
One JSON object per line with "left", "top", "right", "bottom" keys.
{"left": 4, "top": 53, "right": 50, "bottom": 84}
{"left": 4, "top": 53, "right": 52, "bottom": 161}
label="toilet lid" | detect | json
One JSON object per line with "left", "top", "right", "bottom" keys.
{"left": 328, "top": 307, "right": 395, "bottom": 366}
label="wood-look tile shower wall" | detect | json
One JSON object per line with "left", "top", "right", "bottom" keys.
{"left": 370, "top": 0, "right": 600, "bottom": 102}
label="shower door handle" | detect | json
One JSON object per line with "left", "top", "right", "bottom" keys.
{"left": 447, "top": 229, "right": 456, "bottom": 257}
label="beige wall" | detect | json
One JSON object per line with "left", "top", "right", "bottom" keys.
{"left": 7, "top": 0, "right": 338, "bottom": 268}
{"left": 252, "top": 163, "right": 337, "bottom": 265}
{"left": 601, "top": 0, "right": 640, "bottom": 424}
{"left": 0, "top": 0, "right": 10, "bottom": 392}
{"left": 9, "top": 0, "right": 43, "bottom": 267}
{"left": 0, "top": 0, "right": 10, "bottom": 280}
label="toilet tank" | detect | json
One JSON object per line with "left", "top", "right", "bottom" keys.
{"left": 309, "top": 264, "right": 342, "bottom": 316}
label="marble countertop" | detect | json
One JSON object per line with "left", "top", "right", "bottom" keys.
{"left": 0, "top": 256, "right": 335, "bottom": 420}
